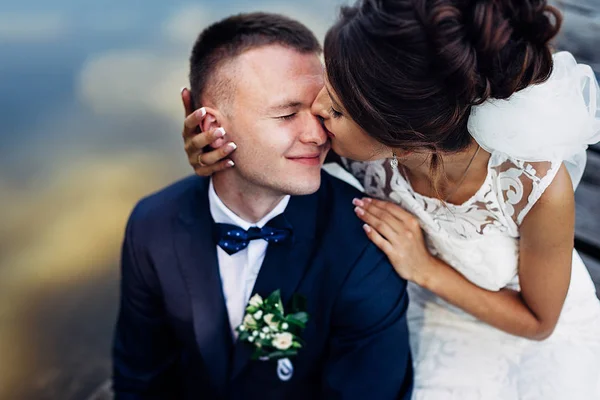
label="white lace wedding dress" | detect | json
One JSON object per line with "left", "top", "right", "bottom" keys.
{"left": 330, "top": 52, "right": 600, "bottom": 399}
{"left": 339, "top": 152, "right": 600, "bottom": 399}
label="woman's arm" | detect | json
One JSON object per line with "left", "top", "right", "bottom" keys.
{"left": 353, "top": 165, "right": 574, "bottom": 340}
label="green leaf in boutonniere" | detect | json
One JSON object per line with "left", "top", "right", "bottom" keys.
{"left": 237, "top": 290, "right": 309, "bottom": 362}
{"left": 291, "top": 293, "right": 307, "bottom": 313}
{"left": 284, "top": 312, "right": 308, "bottom": 330}
{"left": 266, "top": 289, "right": 285, "bottom": 313}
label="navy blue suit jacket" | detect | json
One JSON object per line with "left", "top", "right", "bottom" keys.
{"left": 112, "top": 172, "right": 413, "bottom": 399}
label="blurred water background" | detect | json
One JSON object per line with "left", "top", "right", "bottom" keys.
{"left": 0, "top": 1, "right": 598, "bottom": 399}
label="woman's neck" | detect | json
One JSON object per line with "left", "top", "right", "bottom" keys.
{"left": 402, "top": 142, "right": 480, "bottom": 182}
{"left": 399, "top": 141, "right": 489, "bottom": 202}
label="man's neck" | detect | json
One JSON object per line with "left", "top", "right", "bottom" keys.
{"left": 212, "top": 172, "right": 286, "bottom": 224}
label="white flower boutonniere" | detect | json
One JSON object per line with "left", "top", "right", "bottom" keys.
{"left": 237, "top": 290, "right": 309, "bottom": 361}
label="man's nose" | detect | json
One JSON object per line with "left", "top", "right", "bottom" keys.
{"left": 299, "top": 114, "right": 328, "bottom": 146}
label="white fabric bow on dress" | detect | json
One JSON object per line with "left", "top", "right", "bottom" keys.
{"left": 468, "top": 51, "right": 600, "bottom": 188}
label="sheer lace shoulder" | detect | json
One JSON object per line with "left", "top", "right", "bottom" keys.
{"left": 340, "top": 157, "right": 368, "bottom": 183}
{"left": 340, "top": 152, "right": 562, "bottom": 236}
{"left": 490, "top": 152, "right": 562, "bottom": 227}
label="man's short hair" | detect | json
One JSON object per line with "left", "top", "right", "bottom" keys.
{"left": 189, "top": 12, "right": 322, "bottom": 111}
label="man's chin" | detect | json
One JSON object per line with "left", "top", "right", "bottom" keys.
{"left": 285, "top": 180, "right": 321, "bottom": 196}
{"left": 278, "top": 173, "right": 322, "bottom": 196}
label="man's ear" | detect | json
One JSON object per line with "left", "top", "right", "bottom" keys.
{"left": 200, "top": 107, "right": 223, "bottom": 133}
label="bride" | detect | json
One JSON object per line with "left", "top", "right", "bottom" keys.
{"left": 181, "top": 0, "right": 600, "bottom": 398}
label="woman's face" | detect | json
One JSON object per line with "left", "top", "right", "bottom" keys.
{"left": 311, "top": 77, "right": 389, "bottom": 162}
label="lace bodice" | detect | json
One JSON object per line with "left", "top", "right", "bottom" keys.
{"left": 342, "top": 151, "right": 562, "bottom": 291}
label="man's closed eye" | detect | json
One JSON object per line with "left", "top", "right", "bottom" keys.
{"left": 277, "top": 113, "right": 297, "bottom": 121}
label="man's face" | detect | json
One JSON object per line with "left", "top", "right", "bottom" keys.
{"left": 223, "top": 45, "right": 329, "bottom": 196}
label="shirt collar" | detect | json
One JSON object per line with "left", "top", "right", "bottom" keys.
{"left": 208, "top": 179, "right": 291, "bottom": 231}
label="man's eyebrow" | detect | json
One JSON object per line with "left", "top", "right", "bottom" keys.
{"left": 326, "top": 88, "right": 343, "bottom": 111}
{"left": 267, "top": 101, "right": 303, "bottom": 113}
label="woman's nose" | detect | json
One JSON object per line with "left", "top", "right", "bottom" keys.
{"left": 310, "top": 86, "right": 330, "bottom": 120}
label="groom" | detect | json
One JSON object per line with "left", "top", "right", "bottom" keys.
{"left": 112, "top": 12, "right": 412, "bottom": 400}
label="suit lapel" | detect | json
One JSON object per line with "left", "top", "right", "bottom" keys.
{"left": 230, "top": 191, "right": 319, "bottom": 380}
{"left": 174, "top": 178, "right": 232, "bottom": 395}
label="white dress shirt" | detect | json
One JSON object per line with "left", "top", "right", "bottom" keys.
{"left": 208, "top": 180, "right": 290, "bottom": 336}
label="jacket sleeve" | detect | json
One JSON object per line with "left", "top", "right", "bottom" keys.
{"left": 112, "top": 207, "right": 181, "bottom": 399}
{"left": 322, "top": 244, "right": 413, "bottom": 400}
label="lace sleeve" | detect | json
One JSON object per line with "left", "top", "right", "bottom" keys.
{"left": 491, "top": 155, "right": 562, "bottom": 227}
{"left": 340, "top": 157, "right": 369, "bottom": 186}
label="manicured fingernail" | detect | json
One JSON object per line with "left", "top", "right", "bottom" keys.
{"left": 354, "top": 207, "right": 365, "bottom": 216}
{"left": 214, "top": 127, "right": 225, "bottom": 137}
{"left": 227, "top": 142, "right": 237, "bottom": 152}
{"left": 363, "top": 198, "right": 372, "bottom": 204}
{"left": 180, "top": 87, "right": 186, "bottom": 94}
{"left": 363, "top": 224, "right": 372, "bottom": 233}
{"left": 352, "top": 198, "right": 364, "bottom": 207}
{"left": 226, "top": 160, "right": 235, "bottom": 167}
{"left": 198, "top": 107, "right": 206, "bottom": 117}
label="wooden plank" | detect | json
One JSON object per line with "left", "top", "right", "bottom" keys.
{"left": 557, "top": 0, "right": 599, "bottom": 14}
{"left": 575, "top": 180, "right": 600, "bottom": 251}
{"left": 581, "top": 149, "right": 600, "bottom": 186}
{"left": 580, "top": 253, "right": 600, "bottom": 300}
{"left": 86, "top": 381, "right": 112, "bottom": 400}
{"left": 575, "top": 147, "right": 600, "bottom": 258}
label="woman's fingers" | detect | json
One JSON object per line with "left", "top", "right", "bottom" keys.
{"left": 212, "top": 137, "right": 226, "bottom": 149}
{"left": 193, "top": 159, "right": 235, "bottom": 177}
{"left": 186, "top": 127, "right": 227, "bottom": 153}
{"left": 183, "top": 108, "right": 208, "bottom": 140}
{"left": 180, "top": 89, "right": 236, "bottom": 177}
{"left": 362, "top": 224, "right": 395, "bottom": 256}
{"left": 198, "top": 141, "right": 237, "bottom": 166}
{"left": 361, "top": 197, "right": 421, "bottom": 232}
{"left": 354, "top": 205, "right": 401, "bottom": 241}
{"left": 353, "top": 198, "right": 406, "bottom": 233}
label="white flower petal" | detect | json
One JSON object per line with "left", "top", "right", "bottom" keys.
{"left": 264, "top": 313, "right": 280, "bottom": 329}
{"left": 243, "top": 314, "right": 257, "bottom": 327}
{"left": 272, "top": 332, "right": 294, "bottom": 350}
{"left": 248, "top": 294, "right": 263, "bottom": 307}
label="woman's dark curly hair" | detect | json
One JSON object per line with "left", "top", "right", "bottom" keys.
{"left": 325, "top": 0, "right": 562, "bottom": 180}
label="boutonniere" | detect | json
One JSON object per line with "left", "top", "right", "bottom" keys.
{"left": 237, "top": 289, "right": 309, "bottom": 362}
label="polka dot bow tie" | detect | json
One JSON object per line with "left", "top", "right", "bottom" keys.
{"left": 214, "top": 217, "right": 293, "bottom": 255}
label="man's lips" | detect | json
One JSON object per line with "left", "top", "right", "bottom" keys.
{"left": 287, "top": 153, "right": 322, "bottom": 165}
